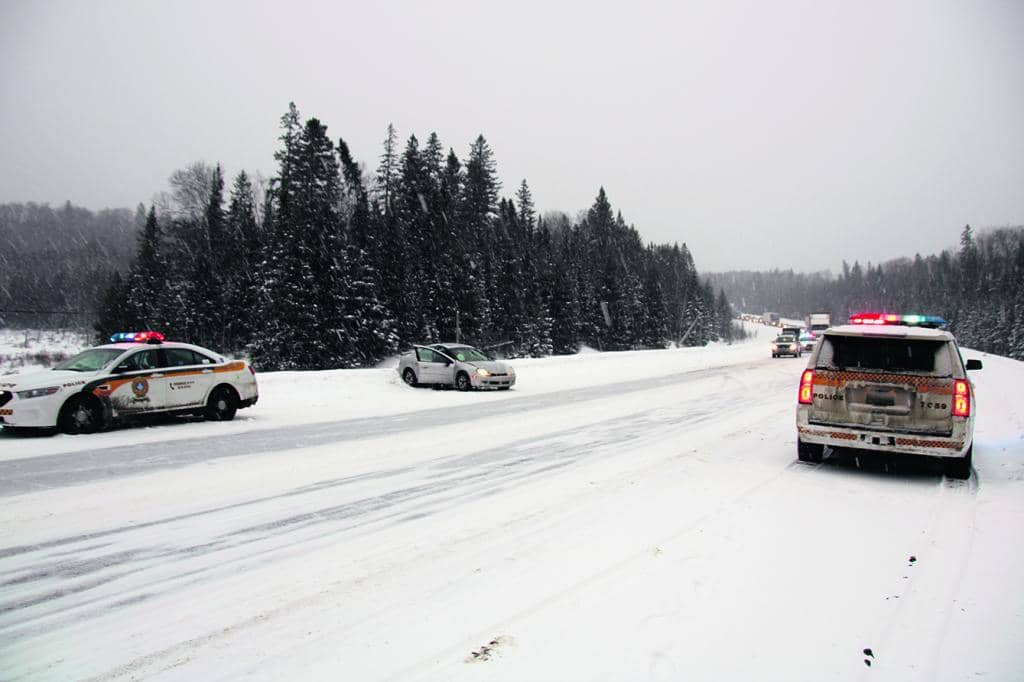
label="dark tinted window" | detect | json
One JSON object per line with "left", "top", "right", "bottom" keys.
{"left": 164, "top": 348, "right": 215, "bottom": 367}
{"left": 122, "top": 349, "right": 160, "bottom": 371}
{"left": 818, "top": 336, "right": 950, "bottom": 374}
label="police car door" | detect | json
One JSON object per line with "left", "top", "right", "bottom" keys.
{"left": 161, "top": 347, "right": 216, "bottom": 408}
{"left": 103, "top": 348, "right": 168, "bottom": 416}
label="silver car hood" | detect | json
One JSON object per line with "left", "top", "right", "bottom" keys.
{"left": 468, "top": 360, "right": 511, "bottom": 374}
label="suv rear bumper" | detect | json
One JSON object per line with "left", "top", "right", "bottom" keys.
{"left": 796, "top": 413, "right": 971, "bottom": 458}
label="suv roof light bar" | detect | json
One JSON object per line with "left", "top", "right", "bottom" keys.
{"left": 848, "top": 313, "right": 946, "bottom": 328}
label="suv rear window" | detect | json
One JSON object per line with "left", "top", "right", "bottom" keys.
{"left": 817, "top": 336, "right": 953, "bottom": 375}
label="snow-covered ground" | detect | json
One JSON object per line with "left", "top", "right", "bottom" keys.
{"left": 1, "top": 324, "right": 1022, "bottom": 681}
{"left": 0, "top": 328, "right": 90, "bottom": 374}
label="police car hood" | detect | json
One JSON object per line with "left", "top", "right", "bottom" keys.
{"left": 0, "top": 369, "right": 99, "bottom": 391}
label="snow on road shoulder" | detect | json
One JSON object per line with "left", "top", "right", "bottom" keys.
{"left": 0, "top": 329, "right": 773, "bottom": 461}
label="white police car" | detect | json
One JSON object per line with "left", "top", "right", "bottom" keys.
{"left": 0, "top": 331, "right": 258, "bottom": 434}
{"left": 796, "top": 313, "right": 981, "bottom": 478}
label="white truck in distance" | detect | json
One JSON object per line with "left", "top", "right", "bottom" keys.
{"left": 807, "top": 313, "right": 831, "bottom": 333}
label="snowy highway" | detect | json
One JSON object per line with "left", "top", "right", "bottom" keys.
{"left": 2, "top": 330, "right": 1023, "bottom": 681}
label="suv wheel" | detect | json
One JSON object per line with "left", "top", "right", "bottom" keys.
{"left": 944, "top": 446, "right": 972, "bottom": 480}
{"left": 797, "top": 438, "right": 824, "bottom": 463}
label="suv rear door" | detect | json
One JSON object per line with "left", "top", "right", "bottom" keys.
{"left": 809, "top": 333, "right": 958, "bottom": 435}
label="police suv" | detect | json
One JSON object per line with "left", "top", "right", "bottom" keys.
{"left": 795, "top": 313, "right": 982, "bottom": 479}
{"left": 0, "top": 331, "right": 258, "bottom": 434}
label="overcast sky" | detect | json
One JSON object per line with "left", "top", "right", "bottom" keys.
{"left": 2, "top": 0, "right": 1022, "bottom": 272}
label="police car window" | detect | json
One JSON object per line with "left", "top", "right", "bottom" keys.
{"left": 165, "top": 348, "right": 210, "bottom": 367}
{"left": 817, "top": 337, "right": 950, "bottom": 375}
{"left": 124, "top": 350, "right": 159, "bottom": 371}
{"left": 417, "top": 348, "right": 435, "bottom": 363}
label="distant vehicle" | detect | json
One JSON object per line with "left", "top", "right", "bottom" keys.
{"left": 799, "top": 331, "right": 816, "bottom": 351}
{"left": 772, "top": 334, "right": 802, "bottom": 358}
{"left": 398, "top": 343, "right": 515, "bottom": 391}
{"left": 764, "top": 312, "right": 781, "bottom": 326}
{"left": 795, "top": 313, "right": 982, "bottom": 479}
{"left": 0, "top": 331, "right": 258, "bottom": 434}
{"left": 807, "top": 312, "right": 831, "bottom": 333}
{"left": 781, "top": 325, "right": 803, "bottom": 338}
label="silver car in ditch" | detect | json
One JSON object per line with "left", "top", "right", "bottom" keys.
{"left": 397, "top": 344, "right": 516, "bottom": 391}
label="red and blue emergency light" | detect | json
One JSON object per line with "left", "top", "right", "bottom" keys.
{"left": 109, "top": 331, "right": 166, "bottom": 344}
{"left": 848, "top": 313, "right": 945, "bottom": 328}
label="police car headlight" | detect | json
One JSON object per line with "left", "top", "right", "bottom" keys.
{"left": 17, "top": 386, "right": 60, "bottom": 399}
{"left": 476, "top": 368, "right": 492, "bottom": 377}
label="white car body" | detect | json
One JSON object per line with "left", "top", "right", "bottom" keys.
{"left": 0, "top": 339, "right": 258, "bottom": 433}
{"left": 397, "top": 343, "right": 515, "bottom": 391}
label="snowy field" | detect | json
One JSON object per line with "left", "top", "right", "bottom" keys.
{"left": 0, "top": 328, "right": 91, "bottom": 374}
{"left": 1, "top": 325, "right": 1022, "bottom": 681}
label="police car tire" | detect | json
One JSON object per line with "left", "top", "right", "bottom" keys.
{"left": 58, "top": 395, "right": 101, "bottom": 435}
{"left": 797, "top": 438, "right": 824, "bottom": 463}
{"left": 455, "top": 372, "right": 472, "bottom": 392}
{"left": 205, "top": 386, "right": 238, "bottom": 422}
{"left": 402, "top": 368, "right": 419, "bottom": 387}
{"left": 944, "top": 446, "right": 972, "bottom": 480}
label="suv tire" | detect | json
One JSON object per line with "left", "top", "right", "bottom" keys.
{"left": 797, "top": 438, "right": 824, "bottom": 463}
{"left": 944, "top": 446, "right": 972, "bottom": 480}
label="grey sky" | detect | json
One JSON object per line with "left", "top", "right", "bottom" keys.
{"left": 2, "top": 0, "right": 1022, "bottom": 272}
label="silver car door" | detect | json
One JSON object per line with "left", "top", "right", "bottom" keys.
{"left": 417, "top": 347, "right": 453, "bottom": 384}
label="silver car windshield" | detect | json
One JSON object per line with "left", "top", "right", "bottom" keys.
{"left": 441, "top": 346, "right": 492, "bottom": 362}
{"left": 52, "top": 348, "right": 123, "bottom": 372}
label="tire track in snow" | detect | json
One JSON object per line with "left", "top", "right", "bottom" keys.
{"left": 0, "top": 361, "right": 770, "bottom": 497}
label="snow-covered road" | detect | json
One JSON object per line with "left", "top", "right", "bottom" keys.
{"left": 1, "top": 330, "right": 1022, "bottom": 681}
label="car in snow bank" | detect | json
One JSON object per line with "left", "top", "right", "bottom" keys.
{"left": 398, "top": 343, "right": 515, "bottom": 391}
{"left": 795, "top": 313, "right": 981, "bottom": 479}
{"left": 0, "top": 331, "right": 258, "bottom": 434}
{"left": 772, "top": 334, "right": 802, "bottom": 358}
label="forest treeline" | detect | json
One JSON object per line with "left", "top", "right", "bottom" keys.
{"left": 84, "top": 103, "right": 736, "bottom": 370}
{"left": 0, "top": 202, "right": 137, "bottom": 328}
{"left": 710, "top": 225, "right": 1024, "bottom": 359}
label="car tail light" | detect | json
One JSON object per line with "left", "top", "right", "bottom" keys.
{"left": 798, "top": 370, "right": 814, "bottom": 405}
{"left": 952, "top": 380, "right": 970, "bottom": 417}
{"left": 248, "top": 364, "right": 256, "bottom": 376}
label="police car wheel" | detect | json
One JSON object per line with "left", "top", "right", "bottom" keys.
{"left": 204, "top": 386, "right": 238, "bottom": 422}
{"left": 402, "top": 368, "right": 419, "bottom": 387}
{"left": 58, "top": 396, "right": 101, "bottom": 435}
{"left": 455, "top": 372, "right": 472, "bottom": 392}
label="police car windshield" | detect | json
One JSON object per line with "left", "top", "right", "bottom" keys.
{"left": 52, "top": 348, "right": 123, "bottom": 372}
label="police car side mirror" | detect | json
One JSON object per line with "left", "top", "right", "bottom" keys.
{"left": 965, "top": 359, "right": 983, "bottom": 371}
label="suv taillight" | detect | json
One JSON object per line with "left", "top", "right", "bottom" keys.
{"left": 248, "top": 364, "right": 256, "bottom": 377}
{"left": 798, "top": 370, "right": 814, "bottom": 405}
{"left": 953, "top": 380, "right": 970, "bottom": 417}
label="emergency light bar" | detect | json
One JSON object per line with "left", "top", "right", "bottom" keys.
{"left": 848, "top": 313, "right": 945, "bottom": 328}
{"left": 110, "top": 331, "right": 166, "bottom": 343}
